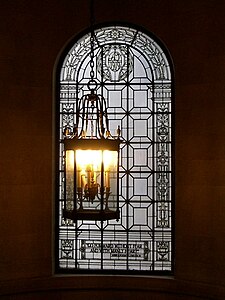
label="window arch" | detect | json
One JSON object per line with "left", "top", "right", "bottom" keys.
{"left": 56, "top": 24, "right": 174, "bottom": 274}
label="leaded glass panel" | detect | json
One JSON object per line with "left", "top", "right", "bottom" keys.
{"left": 56, "top": 25, "right": 174, "bottom": 274}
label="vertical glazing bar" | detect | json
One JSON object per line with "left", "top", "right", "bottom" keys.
{"left": 63, "top": 149, "right": 66, "bottom": 215}
{"left": 101, "top": 150, "right": 104, "bottom": 269}
{"left": 75, "top": 69, "right": 80, "bottom": 271}
{"left": 74, "top": 152, "right": 78, "bottom": 269}
{"left": 74, "top": 220, "right": 79, "bottom": 269}
{"left": 100, "top": 42, "right": 104, "bottom": 270}
{"left": 116, "top": 148, "right": 120, "bottom": 220}
{"left": 152, "top": 82, "right": 155, "bottom": 271}
{"left": 65, "top": 150, "right": 75, "bottom": 211}
{"left": 126, "top": 44, "right": 129, "bottom": 269}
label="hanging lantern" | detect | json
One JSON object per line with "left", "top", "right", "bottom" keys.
{"left": 63, "top": 85, "right": 121, "bottom": 221}
{"left": 62, "top": 4, "right": 121, "bottom": 221}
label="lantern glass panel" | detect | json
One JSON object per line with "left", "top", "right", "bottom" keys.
{"left": 103, "top": 150, "right": 118, "bottom": 211}
{"left": 75, "top": 149, "right": 118, "bottom": 212}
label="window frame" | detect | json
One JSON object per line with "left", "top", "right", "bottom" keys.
{"left": 54, "top": 22, "right": 175, "bottom": 275}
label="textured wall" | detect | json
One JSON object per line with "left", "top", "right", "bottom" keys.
{"left": 0, "top": 0, "right": 225, "bottom": 299}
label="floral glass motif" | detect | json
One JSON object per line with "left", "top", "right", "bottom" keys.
{"left": 57, "top": 25, "right": 173, "bottom": 273}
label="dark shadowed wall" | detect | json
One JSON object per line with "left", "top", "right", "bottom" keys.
{"left": 0, "top": 0, "right": 225, "bottom": 299}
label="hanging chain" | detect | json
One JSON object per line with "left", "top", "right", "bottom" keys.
{"left": 89, "top": 0, "right": 96, "bottom": 88}
{"left": 90, "top": 36, "right": 95, "bottom": 83}
{"left": 89, "top": 0, "right": 95, "bottom": 138}
{"left": 89, "top": 32, "right": 95, "bottom": 138}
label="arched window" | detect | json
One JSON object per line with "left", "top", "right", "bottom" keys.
{"left": 55, "top": 24, "right": 174, "bottom": 274}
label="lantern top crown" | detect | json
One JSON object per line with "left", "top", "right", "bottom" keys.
{"left": 63, "top": 89, "right": 121, "bottom": 141}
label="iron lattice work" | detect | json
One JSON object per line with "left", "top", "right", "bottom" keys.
{"left": 56, "top": 25, "right": 174, "bottom": 273}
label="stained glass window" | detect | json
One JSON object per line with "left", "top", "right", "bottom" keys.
{"left": 55, "top": 25, "right": 174, "bottom": 274}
